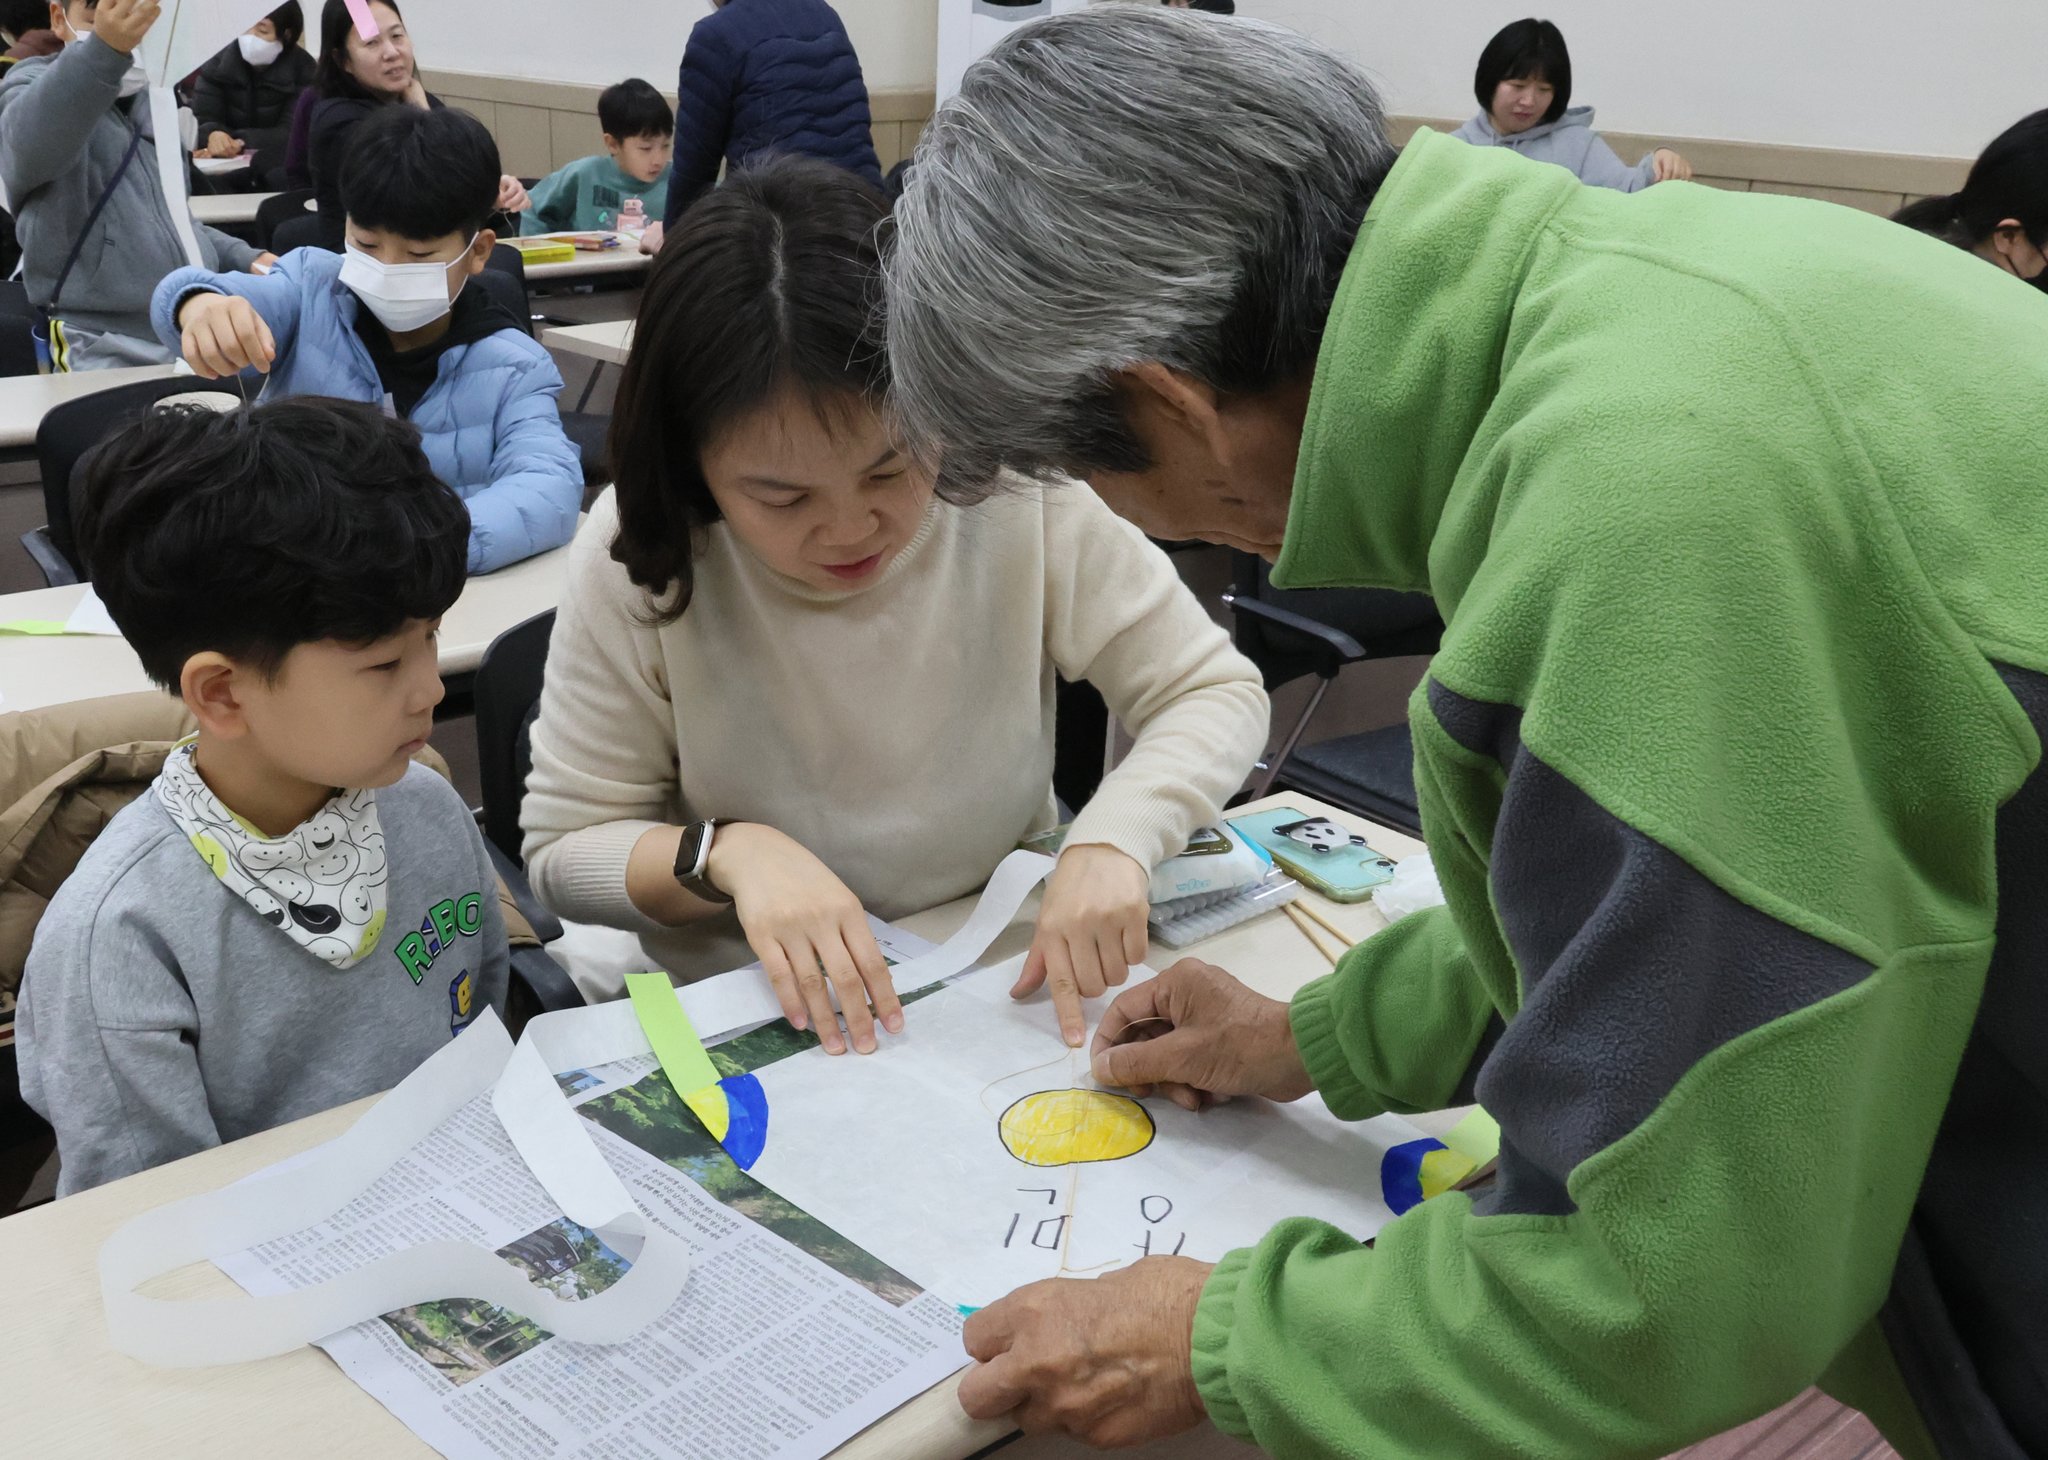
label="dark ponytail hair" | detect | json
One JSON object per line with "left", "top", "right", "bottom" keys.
{"left": 606, "top": 157, "right": 892, "bottom": 622}
{"left": 1893, "top": 109, "right": 2048, "bottom": 251}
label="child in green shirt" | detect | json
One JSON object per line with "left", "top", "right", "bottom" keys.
{"left": 522, "top": 77, "right": 671, "bottom": 237}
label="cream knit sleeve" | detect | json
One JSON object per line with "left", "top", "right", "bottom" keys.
{"left": 519, "top": 497, "right": 678, "bottom": 931}
{"left": 1041, "top": 485, "right": 1270, "bottom": 871}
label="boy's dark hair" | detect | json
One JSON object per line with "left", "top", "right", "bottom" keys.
{"left": 0, "top": 0, "right": 51, "bottom": 38}
{"left": 340, "top": 104, "right": 501, "bottom": 239}
{"left": 599, "top": 78, "right": 673, "bottom": 141}
{"left": 76, "top": 399, "right": 468, "bottom": 690}
{"left": 314, "top": 0, "right": 399, "bottom": 102}
{"left": 1474, "top": 18, "right": 1571, "bottom": 125}
{"left": 608, "top": 156, "right": 890, "bottom": 622}
{"left": 264, "top": 0, "right": 306, "bottom": 51}
{"left": 1895, "top": 109, "right": 2048, "bottom": 252}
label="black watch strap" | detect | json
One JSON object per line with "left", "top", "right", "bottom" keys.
{"left": 673, "top": 818, "right": 735, "bottom": 905}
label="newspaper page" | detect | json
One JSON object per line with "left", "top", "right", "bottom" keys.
{"left": 216, "top": 957, "right": 968, "bottom": 1460}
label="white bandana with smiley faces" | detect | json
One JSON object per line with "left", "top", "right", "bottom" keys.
{"left": 155, "top": 744, "right": 389, "bottom": 968}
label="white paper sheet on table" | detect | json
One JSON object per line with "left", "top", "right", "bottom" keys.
{"left": 62, "top": 586, "right": 121, "bottom": 636}
{"left": 744, "top": 956, "right": 1427, "bottom": 1310}
{"left": 97, "top": 852, "right": 1064, "bottom": 1459}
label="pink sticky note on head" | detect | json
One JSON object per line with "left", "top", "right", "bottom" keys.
{"left": 342, "top": 0, "right": 380, "bottom": 40}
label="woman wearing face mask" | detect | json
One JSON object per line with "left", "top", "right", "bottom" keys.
{"left": 1894, "top": 111, "right": 2048, "bottom": 293}
{"left": 521, "top": 158, "right": 1269, "bottom": 1054}
{"left": 305, "top": 0, "right": 524, "bottom": 245}
{"left": 1451, "top": 18, "right": 1691, "bottom": 192}
{"left": 188, "top": 2, "right": 313, "bottom": 187}
{"left": 0, "top": 0, "right": 275, "bottom": 369}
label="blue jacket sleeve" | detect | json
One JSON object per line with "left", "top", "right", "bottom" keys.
{"left": 665, "top": 24, "right": 736, "bottom": 227}
{"left": 150, "top": 250, "right": 309, "bottom": 358}
{"left": 464, "top": 348, "right": 582, "bottom": 573}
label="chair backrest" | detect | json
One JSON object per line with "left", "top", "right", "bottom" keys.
{"left": 1228, "top": 551, "right": 1443, "bottom": 689}
{"left": 271, "top": 207, "right": 334, "bottom": 256}
{"left": 254, "top": 187, "right": 316, "bottom": 250}
{"left": 0, "top": 276, "right": 38, "bottom": 378}
{"left": 36, "top": 377, "right": 241, "bottom": 578}
{"left": 473, "top": 610, "right": 556, "bottom": 864}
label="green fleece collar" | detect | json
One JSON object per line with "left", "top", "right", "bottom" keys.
{"left": 1272, "top": 130, "right": 1579, "bottom": 595}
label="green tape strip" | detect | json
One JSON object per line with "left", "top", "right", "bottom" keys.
{"left": 1442, "top": 1108, "right": 1501, "bottom": 1167}
{"left": 0, "top": 620, "right": 71, "bottom": 636}
{"left": 625, "top": 971, "right": 723, "bottom": 1123}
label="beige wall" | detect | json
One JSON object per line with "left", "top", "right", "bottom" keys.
{"left": 425, "top": 69, "right": 1967, "bottom": 217}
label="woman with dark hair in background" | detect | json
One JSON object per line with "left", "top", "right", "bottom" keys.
{"left": 189, "top": 1, "right": 313, "bottom": 186}
{"left": 303, "top": 0, "right": 524, "bottom": 234}
{"left": 1894, "top": 110, "right": 2048, "bottom": 289}
{"left": 1451, "top": 17, "right": 1690, "bottom": 191}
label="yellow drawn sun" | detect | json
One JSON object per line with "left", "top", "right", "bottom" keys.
{"left": 998, "top": 1089, "right": 1156, "bottom": 1168}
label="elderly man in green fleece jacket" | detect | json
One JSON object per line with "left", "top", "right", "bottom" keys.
{"left": 881, "top": 9, "right": 2048, "bottom": 1460}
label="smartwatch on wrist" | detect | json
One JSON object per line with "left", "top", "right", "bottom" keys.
{"left": 673, "top": 818, "right": 735, "bottom": 905}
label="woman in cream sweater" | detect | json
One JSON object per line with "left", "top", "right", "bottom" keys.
{"left": 520, "top": 159, "right": 1268, "bottom": 1056}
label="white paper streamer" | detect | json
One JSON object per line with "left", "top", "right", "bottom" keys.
{"left": 100, "top": 1012, "right": 694, "bottom": 1367}
{"left": 148, "top": 86, "right": 205, "bottom": 268}
{"left": 98, "top": 850, "right": 1057, "bottom": 1366}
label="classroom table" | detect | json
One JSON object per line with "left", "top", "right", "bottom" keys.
{"left": 521, "top": 236, "right": 652, "bottom": 285}
{"left": 1, "top": 794, "right": 1437, "bottom": 1460}
{"left": 0, "top": 523, "right": 580, "bottom": 716}
{"left": 189, "top": 190, "right": 278, "bottom": 228}
{"left": 0, "top": 363, "right": 183, "bottom": 452}
{"left": 541, "top": 317, "right": 635, "bottom": 366}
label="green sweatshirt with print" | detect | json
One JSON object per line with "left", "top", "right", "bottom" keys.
{"left": 1189, "top": 130, "right": 2048, "bottom": 1459}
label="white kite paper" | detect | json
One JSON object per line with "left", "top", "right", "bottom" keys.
{"left": 743, "top": 957, "right": 1428, "bottom": 1309}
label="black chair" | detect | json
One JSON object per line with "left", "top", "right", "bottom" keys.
{"left": 470, "top": 609, "right": 581, "bottom": 1023}
{"left": 270, "top": 205, "right": 334, "bottom": 255}
{"left": 1223, "top": 552, "right": 1444, "bottom": 836}
{"left": 478, "top": 246, "right": 609, "bottom": 487}
{"left": 254, "top": 187, "right": 316, "bottom": 251}
{"left": 474, "top": 608, "right": 556, "bottom": 868}
{"left": 23, "top": 377, "right": 241, "bottom": 586}
{"left": 0, "top": 278, "right": 40, "bottom": 378}
{"left": 1052, "top": 676, "right": 1112, "bottom": 815}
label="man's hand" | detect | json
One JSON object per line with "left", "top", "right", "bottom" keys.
{"left": 177, "top": 292, "right": 274, "bottom": 378}
{"left": 90, "top": 0, "right": 161, "bottom": 55}
{"left": 1091, "top": 958, "right": 1313, "bottom": 1110}
{"left": 204, "top": 131, "right": 246, "bottom": 159}
{"left": 958, "top": 1259, "right": 1213, "bottom": 1448}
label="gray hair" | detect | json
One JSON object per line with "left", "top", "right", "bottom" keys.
{"left": 884, "top": 5, "right": 1394, "bottom": 497}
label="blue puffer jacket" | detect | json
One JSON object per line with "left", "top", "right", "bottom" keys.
{"left": 664, "top": 0, "right": 883, "bottom": 226}
{"left": 151, "top": 250, "right": 582, "bottom": 574}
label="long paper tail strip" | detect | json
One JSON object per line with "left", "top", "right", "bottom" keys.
{"left": 100, "top": 850, "right": 1058, "bottom": 1367}
{"left": 148, "top": 87, "right": 205, "bottom": 269}
{"left": 100, "top": 1011, "right": 693, "bottom": 1367}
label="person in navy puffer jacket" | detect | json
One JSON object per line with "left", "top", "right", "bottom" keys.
{"left": 662, "top": 0, "right": 882, "bottom": 229}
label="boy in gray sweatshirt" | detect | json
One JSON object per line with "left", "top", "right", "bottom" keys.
{"left": 0, "top": 0, "right": 274, "bottom": 367}
{"left": 15, "top": 397, "right": 509, "bottom": 1195}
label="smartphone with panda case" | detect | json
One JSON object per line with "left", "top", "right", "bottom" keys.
{"left": 1226, "top": 807, "right": 1398, "bottom": 903}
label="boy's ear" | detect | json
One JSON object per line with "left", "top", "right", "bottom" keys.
{"left": 464, "top": 229, "right": 496, "bottom": 277}
{"left": 181, "top": 653, "right": 255, "bottom": 740}
{"left": 601, "top": 132, "right": 621, "bottom": 152}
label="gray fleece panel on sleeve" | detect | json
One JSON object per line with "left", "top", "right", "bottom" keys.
{"left": 1425, "top": 679, "right": 1875, "bottom": 1219}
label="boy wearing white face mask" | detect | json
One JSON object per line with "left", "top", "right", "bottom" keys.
{"left": 189, "top": 1, "right": 314, "bottom": 184}
{"left": 151, "top": 104, "right": 582, "bottom": 574}
{"left": 0, "top": 0, "right": 275, "bottom": 368}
